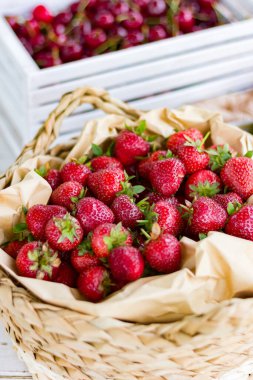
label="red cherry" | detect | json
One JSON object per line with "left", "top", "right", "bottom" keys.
{"left": 53, "top": 12, "right": 72, "bottom": 26}
{"left": 30, "top": 34, "right": 46, "bottom": 50}
{"left": 176, "top": 8, "right": 195, "bottom": 33}
{"left": 85, "top": 29, "right": 107, "bottom": 48}
{"left": 32, "top": 5, "right": 53, "bottom": 23}
{"left": 6, "top": 16, "right": 19, "bottom": 31}
{"left": 148, "top": 25, "right": 168, "bottom": 42}
{"left": 110, "top": 1, "right": 129, "bottom": 16}
{"left": 34, "top": 50, "right": 62, "bottom": 68}
{"left": 110, "top": 25, "right": 128, "bottom": 38}
{"left": 122, "top": 31, "right": 145, "bottom": 48}
{"left": 122, "top": 11, "right": 144, "bottom": 30}
{"left": 146, "top": 0, "right": 167, "bottom": 16}
{"left": 94, "top": 10, "right": 115, "bottom": 29}
{"left": 60, "top": 41, "right": 83, "bottom": 63}
{"left": 133, "top": 0, "right": 149, "bottom": 9}
{"left": 20, "top": 37, "right": 33, "bottom": 55}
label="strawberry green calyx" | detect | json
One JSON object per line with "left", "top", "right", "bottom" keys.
{"left": 189, "top": 181, "right": 220, "bottom": 199}
{"left": 126, "top": 120, "right": 158, "bottom": 143}
{"left": 208, "top": 144, "right": 232, "bottom": 171}
{"left": 91, "top": 144, "right": 103, "bottom": 157}
{"left": 117, "top": 172, "right": 145, "bottom": 199}
{"left": 100, "top": 270, "right": 112, "bottom": 296}
{"left": 77, "top": 235, "right": 93, "bottom": 257}
{"left": 227, "top": 201, "right": 242, "bottom": 216}
{"left": 70, "top": 187, "right": 86, "bottom": 205}
{"left": 184, "top": 131, "right": 210, "bottom": 153}
{"left": 54, "top": 213, "right": 79, "bottom": 243}
{"left": 199, "top": 233, "right": 207, "bottom": 240}
{"left": 137, "top": 203, "right": 159, "bottom": 232}
{"left": 103, "top": 223, "right": 128, "bottom": 251}
{"left": 245, "top": 151, "right": 253, "bottom": 158}
{"left": 28, "top": 242, "right": 61, "bottom": 280}
{"left": 179, "top": 201, "right": 193, "bottom": 223}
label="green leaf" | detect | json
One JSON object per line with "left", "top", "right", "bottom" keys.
{"left": 105, "top": 141, "right": 115, "bottom": 157}
{"left": 77, "top": 156, "right": 88, "bottom": 164}
{"left": 166, "top": 149, "right": 173, "bottom": 158}
{"left": 146, "top": 135, "right": 158, "bottom": 142}
{"left": 199, "top": 233, "right": 207, "bottom": 240}
{"left": 135, "top": 120, "right": 146, "bottom": 136}
{"left": 13, "top": 223, "right": 27, "bottom": 234}
{"left": 35, "top": 166, "right": 47, "bottom": 177}
{"left": 245, "top": 151, "right": 253, "bottom": 158}
{"left": 132, "top": 185, "right": 145, "bottom": 194}
{"left": 91, "top": 144, "right": 103, "bottom": 157}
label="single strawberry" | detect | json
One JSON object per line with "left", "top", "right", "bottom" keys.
{"left": 109, "top": 246, "right": 144, "bottom": 284}
{"left": 26, "top": 204, "right": 67, "bottom": 240}
{"left": 35, "top": 166, "right": 62, "bottom": 191}
{"left": 16, "top": 241, "right": 61, "bottom": 281}
{"left": 50, "top": 181, "right": 84, "bottom": 211}
{"left": 71, "top": 239, "right": 100, "bottom": 273}
{"left": 167, "top": 128, "right": 203, "bottom": 154}
{"left": 144, "top": 233, "right": 181, "bottom": 273}
{"left": 138, "top": 150, "right": 167, "bottom": 179}
{"left": 184, "top": 170, "right": 222, "bottom": 200}
{"left": 76, "top": 197, "right": 115, "bottom": 235}
{"left": 60, "top": 160, "right": 91, "bottom": 186}
{"left": 177, "top": 133, "right": 210, "bottom": 174}
{"left": 220, "top": 157, "right": 253, "bottom": 200}
{"left": 44, "top": 169, "right": 62, "bottom": 190}
{"left": 45, "top": 213, "right": 83, "bottom": 251}
{"left": 111, "top": 195, "right": 143, "bottom": 228}
{"left": 91, "top": 156, "right": 123, "bottom": 172}
{"left": 225, "top": 205, "right": 253, "bottom": 241}
{"left": 183, "top": 197, "right": 227, "bottom": 238}
{"left": 149, "top": 158, "right": 186, "bottom": 197}
{"left": 54, "top": 262, "right": 77, "bottom": 288}
{"left": 213, "top": 192, "right": 243, "bottom": 213}
{"left": 207, "top": 144, "right": 234, "bottom": 172}
{"left": 87, "top": 168, "right": 125, "bottom": 204}
{"left": 91, "top": 223, "right": 132, "bottom": 258}
{"left": 114, "top": 130, "right": 150, "bottom": 166}
{"left": 2, "top": 239, "right": 28, "bottom": 259}
{"left": 77, "top": 266, "right": 111, "bottom": 302}
{"left": 154, "top": 201, "right": 183, "bottom": 236}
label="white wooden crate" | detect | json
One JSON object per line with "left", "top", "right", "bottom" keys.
{"left": 1, "top": 0, "right": 253, "bottom": 150}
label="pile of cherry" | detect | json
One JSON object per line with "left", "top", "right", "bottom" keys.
{"left": 7, "top": 0, "right": 220, "bottom": 68}
{"left": 2, "top": 122, "right": 253, "bottom": 302}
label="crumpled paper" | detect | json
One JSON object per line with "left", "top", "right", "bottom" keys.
{"left": 1, "top": 106, "right": 253, "bottom": 323}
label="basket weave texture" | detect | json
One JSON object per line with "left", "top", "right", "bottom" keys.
{"left": 0, "top": 87, "right": 253, "bottom": 380}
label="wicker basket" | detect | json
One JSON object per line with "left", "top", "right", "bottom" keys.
{"left": 1, "top": 87, "right": 253, "bottom": 380}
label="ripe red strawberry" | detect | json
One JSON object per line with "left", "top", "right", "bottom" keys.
{"left": 45, "top": 213, "right": 83, "bottom": 251}
{"left": 50, "top": 181, "right": 84, "bottom": 211}
{"left": 144, "top": 233, "right": 181, "bottom": 273}
{"left": 44, "top": 169, "right": 62, "bottom": 190}
{"left": 177, "top": 144, "right": 209, "bottom": 174}
{"left": 16, "top": 241, "right": 61, "bottom": 281}
{"left": 2, "top": 239, "right": 28, "bottom": 259}
{"left": 225, "top": 205, "right": 253, "bottom": 241}
{"left": 153, "top": 201, "right": 183, "bottom": 236}
{"left": 60, "top": 161, "right": 91, "bottom": 186}
{"left": 91, "top": 223, "right": 132, "bottom": 258}
{"left": 87, "top": 168, "right": 125, "bottom": 204}
{"left": 26, "top": 204, "right": 67, "bottom": 240}
{"left": 91, "top": 156, "right": 123, "bottom": 172}
{"left": 109, "top": 246, "right": 144, "bottom": 284}
{"left": 54, "top": 262, "right": 77, "bottom": 288}
{"left": 77, "top": 266, "right": 111, "bottom": 302}
{"left": 220, "top": 157, "right": 253, "bottom": 200}
{"left": 213, "top": 192, "right": 243, "bottom": 212}
{"left": 167, "top": 128, "right": 203, "bottom": 154}
{"left": 76, "top": 197, "right": 115, "bottom": 235}
{"left": 114, "top": 130, "right": 150, "bottom": 166}
{"left": 71, "top": 240, "right": 100, "bottom": 273}
{"left": 184, "top": 197, "right": 227, "bottom": 238}
{"left": 149, "top": 158, "right": 186, "bottom": 197}
{"left": 138, "top": 150, "right": 166, "bottom": 179}
{"left": 184, "top": 170, "right": 222, "bottom": 200}
{"left": 111, "top": 195, "right": 143, "bottom": 228}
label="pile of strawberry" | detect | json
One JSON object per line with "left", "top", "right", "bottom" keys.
{"left": 2, "top": 122, "right": 253, "bottom": 302}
